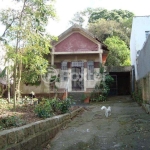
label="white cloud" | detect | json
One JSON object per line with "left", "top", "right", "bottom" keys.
{"left": 47, "top": 0, "right": 92, "bottom": 36}
{"left": 47, "top": 0, "right": 150, "bottom": 36}
{"left": 0, "top": 0, "right": 19, "bottom": 9}
{"left": 91, "top": 0, "right": 150, "bottom": 16}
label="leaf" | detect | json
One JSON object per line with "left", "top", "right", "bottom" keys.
{"left": 0, "top": 67, "right": 6, "bottom": 78}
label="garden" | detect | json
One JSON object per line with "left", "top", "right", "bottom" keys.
{"left": 0, "top": 96, "right": 75, "bottom": 131}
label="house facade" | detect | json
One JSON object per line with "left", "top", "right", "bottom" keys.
{"left": 21, "top": 25, "right": 109, "bottom": 96}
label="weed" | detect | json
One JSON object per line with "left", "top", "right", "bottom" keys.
{"left": 0, "top": 115, "right": 26, "bottom": 130}
{"left": 132, "top": 88, "right": 143, "bottom": 105}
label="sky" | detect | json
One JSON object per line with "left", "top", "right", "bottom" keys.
{"left": 0, "top": 0, "right": 150, "bottom": 36}
{"left": 46, "top": 0, "right": 150, "bottom": 36}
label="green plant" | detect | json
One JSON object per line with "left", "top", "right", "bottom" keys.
{"left": 57, "top": 98, "right": 72, "bottom": 114}
{"left": 143, "top": 100, "right": 149, "bottom": 104}
{"left": 91, "top": 64, "right": 114, "bottom": 102}
{"left": 0, "top": 115, "right": 26, "bottom": 130}
{"left": 132, "top": 88, "right": 143, "bottom": 105}
{"left": 98, "top": 95, "right": 106, "bottom": 101}
{"left": 34, "top": 100, "right": 53, "bottom": 118}
{"left": 81, "top": 93, "right": 90, "bottom": 101}
{"left": 34, "top": 96, "right": 73, "bottom": 117}
{"left": 49, "top": 98, "right": 59, "bottom": 112}
{"left": 105, "top": 74, "right": 114, "bottom": 86}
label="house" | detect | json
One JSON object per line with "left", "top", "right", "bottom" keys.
{"left": 21, "top": 24, "right": 109, "bottom": 97}
{"left": 130, "top": 16, "right": 150, "bottom": 82}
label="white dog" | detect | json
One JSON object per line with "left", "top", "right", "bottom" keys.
{"left": 101, "top": 106, "right": 111, "bottom": 117}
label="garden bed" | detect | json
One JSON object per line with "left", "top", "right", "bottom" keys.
{"left": 0, "top": 98, "right": 79, "bottom": 131}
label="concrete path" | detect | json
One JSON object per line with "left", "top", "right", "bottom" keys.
{"left": 46, "top": 96, "right": 150, "bottom": 150}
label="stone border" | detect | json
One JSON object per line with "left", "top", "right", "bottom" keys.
{"left": 0, "top": 107, "right": 83, "bottom": 150}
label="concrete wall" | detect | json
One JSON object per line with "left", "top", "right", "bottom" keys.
{"left": 0, "top": 107, "right": 83, "bottom": 150}
{"left": 130, "top": 16, "right": 150, "bottom": 80}
{"left": 20, "top": 80, "right": 50, "bottom": 94}
{"left": 134, "top": 29, "right": 150, "bottom": 103}
{"left": 137, "top": 35, "right": 150, "bottom": 80}
{"left": 136, "top": 73, "right": 150, "bottom": 103}
{"left": 106, "top": 66, "right": 132, "bottom": 73}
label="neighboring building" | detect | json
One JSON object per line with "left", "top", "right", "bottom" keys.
{"left": 136, "top": 34, "right": 150, "bottom": 103}
{"left": 130, "top": 16, "right": 150, "bottom": 81}
{"left": 21, "top": 24, "right": 109, "bottom": 96}
{"left": 130, "top": 15, "right": 150, "bottom": 104}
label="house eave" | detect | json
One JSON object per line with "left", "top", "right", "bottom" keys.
{"left": 52, "top": 51, "right": 101, "bottom": 55}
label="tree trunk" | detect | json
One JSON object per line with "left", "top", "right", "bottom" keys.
{"left": 17, "top": 59, "right": 22, "bottom": 101}
{"left": 13, "top": 64, "right": 17, "bottom": 110}
{"left": 13, "top": 0, "right": 26, "bottom": 110}
{"left": 7, "top": 66, "right": 10, "bottom": 103}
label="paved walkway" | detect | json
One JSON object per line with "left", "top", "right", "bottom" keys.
{"left": 46, "top": 96, "right": 150, "bottom": 150}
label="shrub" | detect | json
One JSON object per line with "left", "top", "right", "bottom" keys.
{"left": 57, "top": 98, "right": 72, "bottom": 114}
{"left": 49, "top": 98, "right": 59, "bottom": 112}
{"left": 0, "top": 115, "right": 26, "bottom": 130}
{"left": 91, "top": 73, "right": 114, "bottom": 102}
{"left": 34, "top": 97, "right": 73, "bottom": 118}
{"left": 34, "top": 100, "right": 53, "bottom": 118}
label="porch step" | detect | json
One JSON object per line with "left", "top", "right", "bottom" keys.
{"left": 68, "top": 92, "right": 85, "bottom": 105}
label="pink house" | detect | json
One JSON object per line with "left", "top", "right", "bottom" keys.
{"left": 21, "top": 24, "right": 109, "bottom": 96}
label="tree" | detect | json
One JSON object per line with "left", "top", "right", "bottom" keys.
{"left": 104, "top": 36, "right": 130, "bottom": 66}
{"left": 88, "top": 9, "right": 134, "bottom": 23}
{"left": 70, "top": 8, "right": 134, "bottom": 47}
{"left": 69, "top": 12, "right": 85, "bottom": 26}
{"left": 0, "top": 0, "right": 56, "bottom": 109}
{"left": 0, "top": 42, "right": 12, "bottom": 101}
{"left": 88, "top": 19, "right": 130, "bottom": 46}
{"left": 69, "top": 7, "right": 94, "bottom": 26}
{"left": 88, "top": 8, "right": 108, "bottom": 23}
{"left": 0, "top": 42, "right": 6, "bottom": 97}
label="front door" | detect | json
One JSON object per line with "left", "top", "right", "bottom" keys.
{"left": 71, "top": 61, "right": 84, "bottom": 91}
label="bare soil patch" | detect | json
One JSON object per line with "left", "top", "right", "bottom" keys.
{"left": 0, "top": 99, "right": 79, "bottom": 131}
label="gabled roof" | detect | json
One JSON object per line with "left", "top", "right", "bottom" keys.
{"left": 52, "top": 24, "right": 109, "bottom": 51}
{"left": 59, "top": 24, "right": 95, "bottom": 38}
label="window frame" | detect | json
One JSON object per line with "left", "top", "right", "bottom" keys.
{"left": 61, "top": 61, "right": 68, "bottom": 81}
{"left": 87, "top": 61, "right": 94, "bottom": 80}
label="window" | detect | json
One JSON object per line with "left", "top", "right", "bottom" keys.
{"left": 87, "top": 61, "right": 94, "bottom": 80}
{"left": 61, "top": 61, "right": 68, "bottom": 81}
{"left": 145, "top": 31, "right": 150, "bottom": 40}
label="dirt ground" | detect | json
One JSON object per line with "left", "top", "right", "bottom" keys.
{"left": 46, "top": 96, "right": 150, "bottom": 150}
{"left": 0, "top": 101, "right": 79, "bottom": 130}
